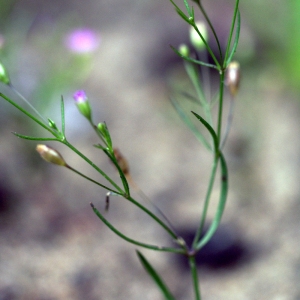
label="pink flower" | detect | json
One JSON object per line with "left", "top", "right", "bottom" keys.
{"left": 65, "top": 28, "right": 100, "bottom": 53}
{"left": 73, "top": 90, "right": 88, "bottom": 103}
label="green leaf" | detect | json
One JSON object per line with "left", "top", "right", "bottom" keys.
{"left": 225, "top": 10, "right": 241, "bottom": 66}
{"left": 196, "top": 152, "right": 228, "bottom": 250}
{"left": 191, "top": 111, "right": 218, "bottom": 153}
{"left": 136, "top": 251, "right": 176, "bottom": 300}
{"left": 168, "top": 0, "right": 191, "bottom": 23}
{"left": 170, "top": 97, "right": 211, "bottom": 151}
{"left": 170, "top": 45, "right": 218, "bottom": 70}
{"left": 90, "top": 204, "right": 181, "bottom": 252}
{"left": 13, "top": 132, "right": 59, "bottom": 141}
{"left": 60, "top": 96, "right": 66, "bottom": 136}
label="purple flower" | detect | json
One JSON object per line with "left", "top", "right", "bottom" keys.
{"left": 73, "top": 90, "right": 88, "bottom": 103}
{"left": 73, "top": 90, "right": 92, "bottom": 120}
{"left": 65, "top": 28, "right": 100, "bottom": 53}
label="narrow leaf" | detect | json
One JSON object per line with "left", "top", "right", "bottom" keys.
{"left": 226, "top": 10, "right": 241, "bottom": 66}
{"left": 136, "top": 251, "right": 176, "bottom": 300}
{"left": 170, "top": 45, "right": 218, "bottom": 69}
{"left": 170, "top": 98, "right": 211, "bottom": 150}
{"left": 191, "top": 111, "right": 218, "bottom": 153}
{"left": 196, "top": 152, "right": 228, "bottom": 250}
{"left": 13, "top": 133, "right": 59, "bottom": 141}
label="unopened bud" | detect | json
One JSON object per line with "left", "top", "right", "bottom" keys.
{"left": 178, "top": 44, "right": 189, "bottom": 57}
{"left": 36, "top": 144, "right": 67, "bottom": 166}
{"left": 189, "top": 21, "right": 208, "bottom": 51}
{"left": 113, "top": 148, "right": 129, "bottom": 176}
{"left": 73, "top": 90, "right": 92, "bottom": 121}
{"left": 226, "top": 61, "right": 240, "bottom": 97}
{"left": 0, "top": 61, "right": 10, "bottom": 85}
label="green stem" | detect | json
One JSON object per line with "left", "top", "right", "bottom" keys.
{"left": 192, "top": 154, "right": 219, "bottom": 248}
{"left": 127, "top": 195, "right": 179, "bottom": 240}
{"left": 196, "top": 152, "right": 228, "bottom": 250}
{"left": 66, "top": 165, "right": 121, "bottom": 194}
{"left": 62, "top": 140, "right": 124, "bottom": 194}
{"left": 216, "top": 71, "right": 225, "bottom": 144}
{"left": 223, "top": 0, "right": 240, "bottom": 66}
{"left": 189, "top": 255, "right": 201, "bottom": 300}
{"left": 196, "top": 2, "right": 223, "bottom": 63}
{"left": 91, "top": 203, "right": 185, "bottom": 254}
{"left": 0, "top": 93, "right": 56, "bottom": 137}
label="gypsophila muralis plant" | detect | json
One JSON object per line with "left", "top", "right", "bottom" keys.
{"left": 0, "top": 0, "right": 240, "bottom": 299}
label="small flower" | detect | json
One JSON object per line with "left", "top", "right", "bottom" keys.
{"left": 189, "top": 21, "right": 208, "bottom": 51}
{"left": 73, "top": 90, "right": 92, "bottom": 121}
{"left": 226, "top": 61, "right": 240, "bottom": 97}
{"left": 65, "top": 28, "right": 100, "bottom": 54}
{"left": 36, "top": 144, "right": 67, "bottom": 166}
{"left": 0, "top": 61, "right": 10, "bottom": 85}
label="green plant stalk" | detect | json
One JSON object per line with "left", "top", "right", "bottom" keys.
{"left": 192, "top": 154, "right": 218, "bottom": 248}
{"left": 195, "top": 1, "right": 223, "bottom": 63}
{"left": 184, "top": 62, "right": 213, "bottom": 127}
{"left": 223, "top": 0, "right": 240, "bottom": 66}
{"left": 137, "top": 250, "right": 176, "bottom": 300}
{"left": 62, "top": 140, "right": 124, "bottom": 193}
{"left": 126, "top": 195, "right": 179, "bottom": 240}
{"left": 189, "top": 255, "right": 201, "bottom": 300}
{"left": 0, "top": 92, "right": 56, "bottom": 136}
{"left": 196, "top": 152, "right": 228, "bottom": 250}
{"left": 66, "top": 165, "right": 121, "bottom": 194}
{"left": 91, "top": 203, "right": 185, "bottom": 254}
{"left": 216, "top": 71, "right": 225, "bottom": 144}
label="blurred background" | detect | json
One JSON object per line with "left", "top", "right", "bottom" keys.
{"left": 0, "top": 0, "right": 300, "bottom": 299}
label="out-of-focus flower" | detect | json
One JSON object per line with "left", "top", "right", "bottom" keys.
{"left": 189, "top": 21, "right": 208, "bottom": 51}
{"left": 65, "top": 28, "right": 100, "bottom": 54}
{"left": 0, "top": 61, "right": 10, "bottom": 85}
{"left": 36, "top": 144, "right": 67, "bottom": 166}
{"left": 73, "top": 90, "right": 92, "bottom": 120}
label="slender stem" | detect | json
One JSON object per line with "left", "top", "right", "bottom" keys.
{"left": 127, "top": 195, "right": 179, "bottom": 240}
{"left": 9, "top": 84, "right": 49, "bottom": 125}
{"left": 223, "top": 0, "right": 240, "bottom": 66}
{"left": 220, "top": 96, "right": 235, "bottom": 149}
{"left": 189, "top": 255, "right": 201, "bottom": 300}
{"left": 216, "top": 71, "right": 225, "bottom": 144}
{"left": 196, "top": 2, "right": 223, "bottom": 62}
{"left": 192, "top": 154, "right": 219, "bottom": 248}
{"left": 66, "top": 165, "right": 121, "bottom": 194}
{"left": 62, "top": 140, "right": 124, "bottom": 194}
{"left": 91, "top": 203, "right": 185, "bottom": 254}
{"left": 0, "top": 93, "right": 57, "bottom": 137}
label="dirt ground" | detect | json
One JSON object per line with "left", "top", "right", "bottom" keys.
{"left": 0, "top": 0, "right": 300, "bottom": 299}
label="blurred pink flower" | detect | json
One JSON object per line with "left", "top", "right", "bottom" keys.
{"left": 65, "top": 28, "right": 100, "bottom": 53}
{"left": 73, "top": 90, "right": 88, "bottom": 103}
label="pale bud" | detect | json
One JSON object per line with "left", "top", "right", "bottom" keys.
{"left": 178, "top": 44, "right": 189, "bottom": 57}
{"left": 189, "top": 21, "right": 208, "bottom": 51}
{"left": 0, "top": 61, "right": 10, "bottom": 85}
{"left": 36, "top": 144, "right": 67, "bottom": 166}
{"left": 226, "top": 61, "right": 240, "bottom": 97}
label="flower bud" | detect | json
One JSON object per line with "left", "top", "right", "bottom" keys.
{"left": 178, "top": 44, "right": 189, "bottom": 57}
{"left": 97, "top": 122, "right": 112, "bottom": 148}
{"left": 73, "top": 90, "right": 92, "bottom": 121}
{"left": 226, "top": 61, "right": 240, "bottom": 97}
{"left": 36, "top": 144, "right": 67, "bottom": 166}
{"left": 189, "top": 21, "right": 208, "bottom": 51}
{"left": 0, "top": 61, "right": 10, "bottom": 85}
